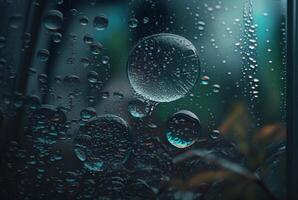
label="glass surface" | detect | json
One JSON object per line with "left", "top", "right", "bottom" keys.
{"left": 0, "top": 0, "right": 287, "bottom": 199}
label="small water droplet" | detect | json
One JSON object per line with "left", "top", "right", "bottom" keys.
{"left": 43, "top": 10, "right": 63, "bottom": 31}
{"left": 87, "top": 71, "right": 99, "bottom": 83}
{"left": 165, "top": 110, "right": 201, "bottom": 148}
{"left": 90, "top": 42, "right": 103, "bottom": 55}
{"left": 9, "top": 15, "right": 23, "bottom": 29}
{"left": 93, "top": 15, "right": 108, "bottom": 30}
{"left": 37, "top": 49, "right": 50, "bottom": 62}
{"left": 128, "top": 99, "right": 150, "bottom": 118}
{"left": 128, "top": 18, "right": 138, "bottom": 28}
{"left": 52, "top": 32, "right": 62, "bottom": 43}
{"left": 80, "top": 16, "right": 89, "bottom": 26}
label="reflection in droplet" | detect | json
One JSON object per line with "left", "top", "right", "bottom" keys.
{"left": 165, "top": 110, "right": 201, "bottom": 148}
{"left": 43, "top": 10, "right": 63, "bottom": 31}
{"left": 128, "top": 33, "right": 200, "bottom": 102}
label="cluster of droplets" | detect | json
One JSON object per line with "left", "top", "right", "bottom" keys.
{"left": 238, "top": 0, "right": 261, "bottom": 128}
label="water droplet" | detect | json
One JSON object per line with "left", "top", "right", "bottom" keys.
{"left": 87, "top": 71, "right": 99, "bottom": 83}
{"left": 197, "top": 20, "right": 206, "bottom": 31}
{"left": 43, "top": 10, "right": 63, "bottom": 31}
{"left": 90, "top": 42, "right": 103, "bottom": 55}
{"left": 80, "top": 57, "right": 90, "bottom": 67}
{"left": 52, "top": 32, "right": 62, "bottom": 43}
{"left": 102, "top": 56, "right": 109, "bottom": 64}
{"left": 0, "top": 36, "right": 6, "bottom": 48}
{"left": 38, "top": 74, "right": 48, "bottom": 84}
{"left": 128, "top": 99, "right": 150, "bottom": 118}
{"left": 113, "top": 92, "right": 124, "bottom": 100}
{"left": 201, "top": 76, "right": 210, "bottom": 85}
{"left": 83, "top": 34, "right": 94, "bottom": 44}
{"left": 93, "top": 15, "right": 108, "bottom": 30}
{"left": 73, "top": 115, "right": 131, "bottom": 171}
{"left": 165, "top": 110, "right": 201, "bottom": 148}
{"left": 74, "top": 148, "right": 86, "bottom": 161}
{"left": 80, "top": 107, "right": 97, "bottom": 121}
{"left": 143, "top": 17, "right": 150, "bottom": 24}
{"left": 210, "top": 129, "right": 220, "bottom": 140}
{"left": 128, "top": 33, "right": 200, "bottom": 102}
{"left": 37, "top": 49, "right": 50, "bottom": 62}
{"left": 80, "top": 16, "right": 89, "bottom": 26}
{"left": 128, "top": 18, "right": 138, "bottom": 28}
{"left": 9, "top": 15, "right": 23, "bottom": 29}
{"left": 212, "top": 84, "right": 220, "bottom": 93}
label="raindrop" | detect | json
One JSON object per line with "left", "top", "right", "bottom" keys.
{"left": 165, "top": 110, "right": 201, "bottom": 148}
{"left": 37, "top": 49, "right": 50, "bottom": 62}
{"left": 80, "top": 16, "right": 89, "bottom": 26}
{"left": 83, "top": 34, "right": 94, "bottom": 44}
{"left": 212, "top": 84, "right": 220, "bottom": 93}
{"left": 73, "top": 115, "right": 131, "bottom": 171}
{"left": 80, "top": 107, "right": 97, "bottom": 121}
{"left": 93, "top": 15, "right": 108, "bottom": 30}
{"left": 143, "top": 17, "right": 150, "bottom": 24}
{"left": 197, "top": 20, "right": 206, "bottom": 31}
{"left": 90, "top": 42, "right": 103, "bottom": 55}
{"left": 80, "top": 57, "right": 90, "bottom": 67}
{"left": 38, "top": 74, "right": 48, "bottom": 84}
{"left": 210, "top": 129, "right": 220, "bottom": 140}
{"left": 0, "top": 36, "right": 6, "bottom": 48}
{"left": 201, "top": 76, "right": 210, "bottom": 85}
{"left": 127, "top": 33, "right": 200, "bottom": 102}
{"left": 9, "top": 15, "right": 23, "bottom": 29}
{"left": 87, "top": 71, "right": 99, "bottom": 83}
{"left": 52, "top": 32, "right": 62, "bottom": 43}
{"left": 102, "top": 56, "right": 110, "bottom": 64}
{"left": 128, "top": 99, "right": 150, "bottom": 118}
{"left": 113, "top": 92, "right": 124, "bottom": 100}
{"left": 43, "top": 10, "right": 63, "bottom": 31}
{"left": 128, "top": 18, "right": 139, "bottom": 28}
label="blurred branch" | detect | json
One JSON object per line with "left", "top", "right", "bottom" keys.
{"left": 155, "top": 149, "right": 278, "bottom": 200}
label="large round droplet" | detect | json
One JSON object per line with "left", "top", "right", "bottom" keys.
{"left": 73, "top": 115, "right": 131, "bottom": 171}
{"left": 43, "top": 10, "right": 63, "bottom": 31}
{"left": 93, "top": 15, "right": 108, "bottom": 30}
{"left": 165, "top": 110, "right": 201, "bottom": 148}
{"left": 127, "top": 33, "right": 200, "bottom": 102}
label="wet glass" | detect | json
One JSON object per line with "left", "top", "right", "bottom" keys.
{"left": 0, "top": 0, "right": 287, "bottom": 199}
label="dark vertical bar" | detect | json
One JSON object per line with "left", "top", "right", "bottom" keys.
{"left": 287, "top": 0, "right": 298, "bottom": 199}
